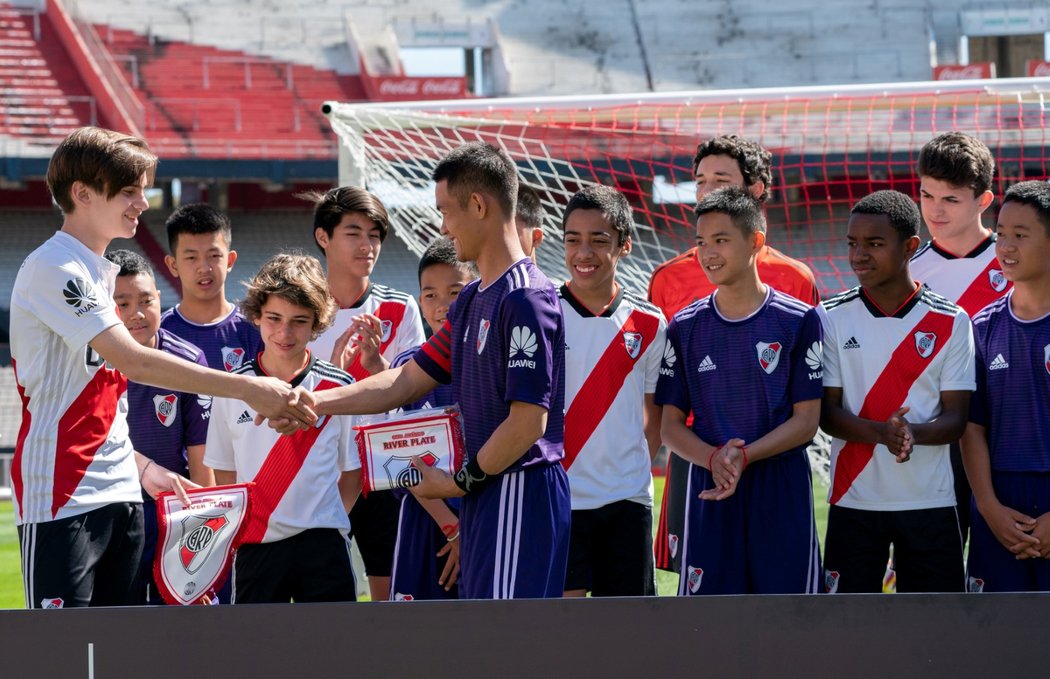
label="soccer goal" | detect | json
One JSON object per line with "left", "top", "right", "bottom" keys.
{"left": 324, "top": 77, "right": 1050, "bottom": 299}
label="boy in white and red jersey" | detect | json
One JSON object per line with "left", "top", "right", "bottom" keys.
{"left": 11, "top": 127, "right": 314, "bottom": 609}
{"left": 205, "top": 254, "right": 361, "bottom": 604}
{"left": 911, "top": 132, "right": 1006, "bottom": 542}
{"left": 303, "top": 186, "right": 425, "bottom": 601}
{"left": 820, "top": 190, "right": 975, "bottom": 593}
{"left": 963, "top": 181, "right": 1050, "bottom": 592}
{"left": 558, "top": 185, "right": 663, "bottom": 597}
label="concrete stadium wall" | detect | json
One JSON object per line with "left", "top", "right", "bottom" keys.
{"left": 1, "top": 593, "right": 1046, "bottom": 678}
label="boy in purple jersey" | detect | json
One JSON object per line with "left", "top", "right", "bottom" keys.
{"left": 655, "top": 186, "right": 823, "bottom": 595}
{"left": 160, "top": 204, "right": 263, "bottom": 373}
{"left": 963, "top": 181, "right": 1050, "bottom": 592}
{"left": 275, "top": 142, "right": 571, "bottom": 599}
{"left": 106, "top": 249, "right": 213, "bottom": 604}
{"left": 388, "top": 238, "right": 478, "bottom": 600}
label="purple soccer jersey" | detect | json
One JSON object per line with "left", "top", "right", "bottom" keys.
{"left": 655, "top": 288, "right": 824, "bottom": 452}
{"left": 414, "top": 258, "right": 565, "bottom": 471}
{"left": 126, "top": 328, "right": 211, "bottom": 477}
{"left": 970, "top": 293, "right": 1050, "bottom": 472}
{"left": 160, "top": 305, "right": 263, "bottom": 372}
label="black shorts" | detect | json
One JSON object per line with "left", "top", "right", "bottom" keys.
{"left": 18, "top": 502, "right": 144, "bottom": 609}
{"left": 565, "top": 499, "right": 656, "bottom": 596}
{"left": 232, "top": 528, "right": 357, "bottom": 604}
{"left": 349, "top": 490, "right": 401, "bottom": 577}
{"left": 823, "top": 505, "right": 963, "bottom": 593}
{"left": 654, "top": 452, "right": 689, "bottom": 573}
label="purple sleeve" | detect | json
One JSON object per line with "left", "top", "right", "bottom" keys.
{"left": 182, "top": 352, "right": 212, "bottom": 446}
{"left": 501, "top": 288, "right": 558, "bottom": 409}
{"left": 654, "top": 320, "right": 690, "bottom": 412}
{"left": 789, "top": 307, "right": 824, "bottom": 404}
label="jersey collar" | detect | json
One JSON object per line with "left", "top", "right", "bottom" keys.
{"left": 859, "top": 283, "right": 924, "bottom": 319}
{"left": 929, "top": 234, "right": 995, "bottom": 260}
{"left": 345, "top": 282, "right": 373, "bottom": 309}
{"left": 251, "top": 351, "right": 317, "bottom": 387}
{"left": 560, "top": 283, "right": 623, "bottom": 318}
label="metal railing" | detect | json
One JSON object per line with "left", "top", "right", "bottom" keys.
{"left": 202, "top": 56, "right": 294, "bottom": 91}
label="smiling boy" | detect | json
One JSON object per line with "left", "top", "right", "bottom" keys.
{"left": 655, "top": 186, "right": 823, "bottom": 595}
{"left": 559, "top": 185, "right": 664, "bottom": 597}
{"left": 205, "top": 253, "right": 361, "bottom": 604}
{"left": 963, "top": 181, "right": 1050, "bottom": 592}
{"left": 11, "top": 127, "right": 313, "bottom": 609}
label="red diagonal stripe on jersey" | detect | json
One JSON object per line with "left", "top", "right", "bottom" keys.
{"left": 52, "top": 365, "right": 127, "bottom": 519}
{"left": 829, "top": 310, "right": 957, "bottom": 505}
{"left": 241, "top": 380, "right": 340, "bottom": 543}
{"left": 348, "top": 300, "right": 409, "bottom": 381}
{"left": 953, "top": 258, "right": 1011, "bottom": 317}
{"left": 562, "top": 310, "right": 661, "bottom": 470}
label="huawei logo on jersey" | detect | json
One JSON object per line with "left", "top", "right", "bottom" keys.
{"left": 63, "top": 278, "right": 99, "bottom": 316}
{"left": 805, "top": 341, "right": 823, "bottom": 380}
{"left": 659, "top": 340, "right": 676, "bottom": 377}
{"left": 988, "top": 269, "right": 1007, "bottom": 293}
{"left": 508, "top": 326, "right": 538, "bottom": 369}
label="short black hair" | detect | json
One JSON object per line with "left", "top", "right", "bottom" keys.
{"left": 694, "top": 186, "right": 767, "bottom": 235}
{"left": 105, "top": 248, "right": 155, "bottom": 279}
{"left": 165, "top": 203, "right": 232, "bottom": 253}
{"left": 515, "top": 184, "right": 545, "bottom": 230}
{"left": 850, "top": 190, "right": 921, "bottom": 240}
{"left": 298, "top": 186, "right": 390, "bottom": 255}
{"left": 418, "top": 237, "right": 479, "bottom": 283}
{"left": 562, "top": 185, "right": 635, "bottom": 246}
{"left": 918, "top": 132, "right": 995, "bottom": 196}
{"left": 433, "top": 142, "right": 518, "bottom": 219}
{"left": 694, "top": 135, "right": 773, "bottom": 203}
{"left": 1001, "top": 180, "right": 1050, "bottom": 236}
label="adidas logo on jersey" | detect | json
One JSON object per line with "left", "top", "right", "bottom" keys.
{"left": 659, "top": 340, "right": 676, "bottom": 377}
{"left": 696, "top": 355, "right": 717, "bottom": 373}
{"left": 236, "top": 410, "right": 252, "bottom": 424}
{"left": 843, "top": 336, "right": 860, "bottom": 350}
{"left": 989, "top": 353, "right": 1009, "bottom": 371}
{"left": 508, "top": 326, "right": 538, "bottom": 369}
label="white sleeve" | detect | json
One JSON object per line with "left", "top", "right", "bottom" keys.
{"left": 643, "top": 316, "right": 667, "bottom": 394}
{"left": 939, "top": 312, "right": 976, "bottom": 392}
{"left": 337, "top": 415, "right": 361, "bottom": 472}
{"left": 203, "top": 398, "right": 237, "bottom": 472}
{"left": 817, "top": 305, "right": 842, "bottom": 389}
{"left": 23, "top": 258, "right": 121, "bottom": 352}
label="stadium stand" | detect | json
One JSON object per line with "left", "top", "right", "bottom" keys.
{"left": 0, "top": 2, "right": 96, "bottom": 152}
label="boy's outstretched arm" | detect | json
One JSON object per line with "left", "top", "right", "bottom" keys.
{"left": 313, "top": 359, "right": 439, "bottom": 417}
{"left": 91, "top": 324, "right": 316, "bottom": 427}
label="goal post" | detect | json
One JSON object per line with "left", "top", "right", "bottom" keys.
{"left": 324, "top": 77, "right": 1050, "bottom": 298}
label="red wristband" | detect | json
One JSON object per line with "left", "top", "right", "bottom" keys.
{"left": 441, "top": 522, "right": 459, "bottom": 539}
{"left": 740, "top": 446, "right": 748, "bottom": 471}
{"left": 707, "top": 448, "right": 718, "bottom": 471}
